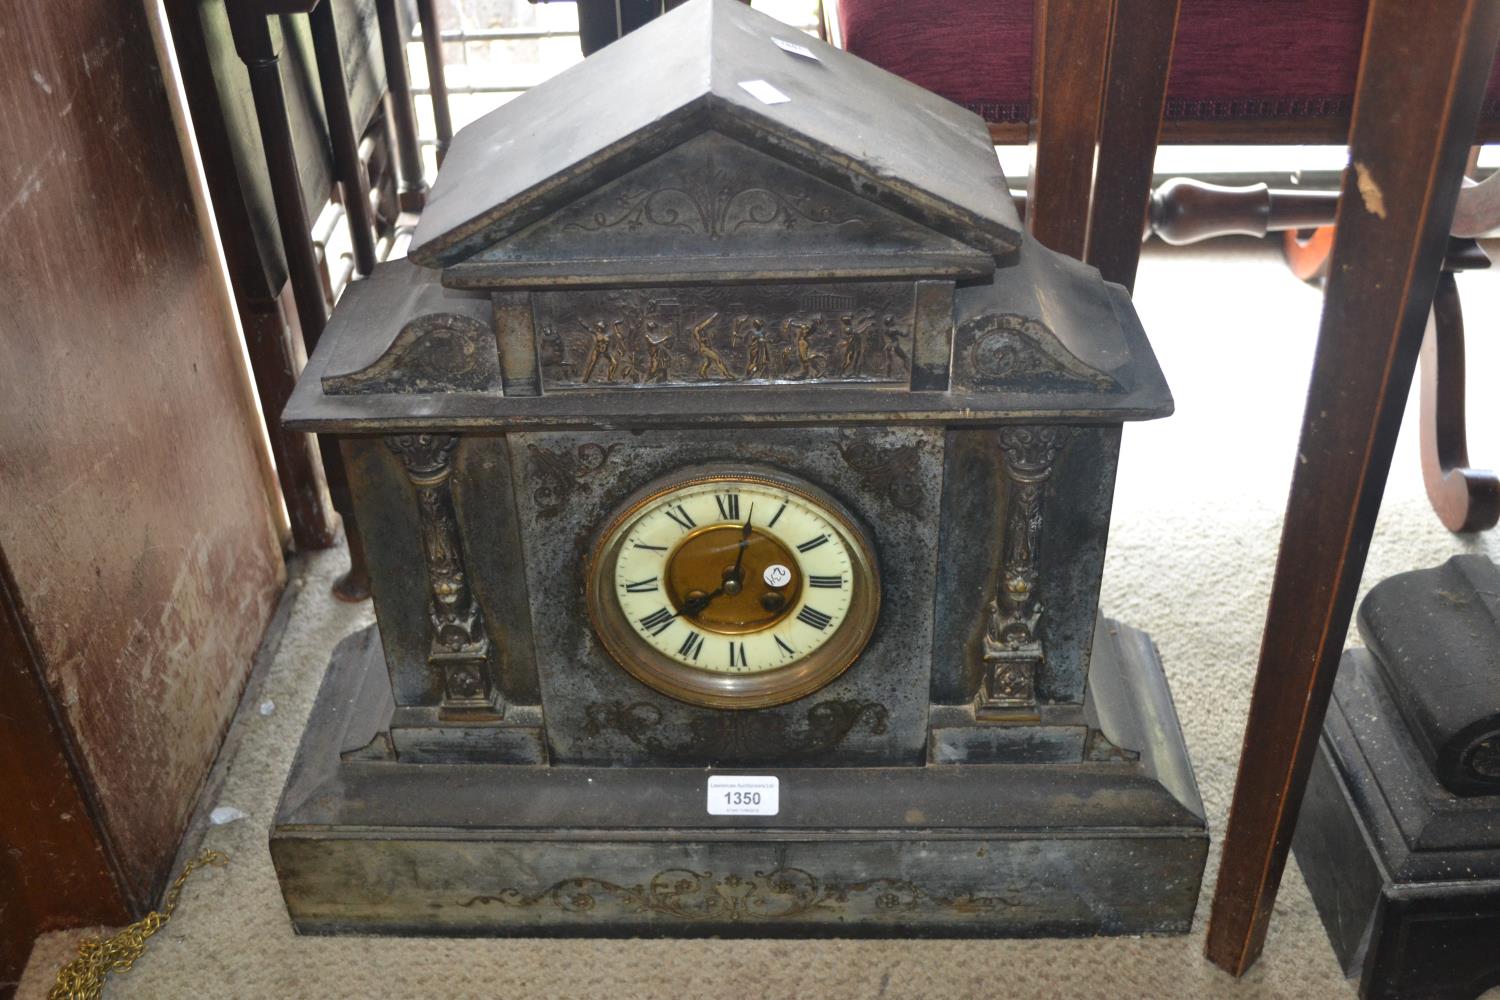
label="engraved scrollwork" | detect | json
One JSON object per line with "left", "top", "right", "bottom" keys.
{"left": 583, "top": 698, "right": 888, "bottom": 761}
{"left": 458, "top": 867, "right": 1022, "bottom": 921}
{"left": 838, "top": 438, "right": 924, "bottom": 513}
{"left": 563, "top": 161, "right": 864, "bottom": 239}
{"left": 325, "top": 313, "right": 499, "bottom": 396}
{"left": 962, "top": 314, "right": 1116, "bottom": 389}
{"left": 528, "top": 442, "right": 620, "bottom": 518}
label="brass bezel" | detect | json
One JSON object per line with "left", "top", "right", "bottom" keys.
{"left": 585, "top": 468, "right": 881, "bottom": 710}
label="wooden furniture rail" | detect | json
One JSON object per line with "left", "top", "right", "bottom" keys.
{"left": 1142, "top": 176, "right": 1500, "bottom": 534}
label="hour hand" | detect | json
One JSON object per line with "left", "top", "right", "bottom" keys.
{"left": 680, "top": 586, "right": 723, "bottom": 617}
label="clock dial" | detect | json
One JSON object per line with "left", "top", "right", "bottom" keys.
{"left": 586, "top": 470, "right": 879, "bottom": 709}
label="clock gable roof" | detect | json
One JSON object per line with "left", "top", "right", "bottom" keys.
{"left": 407, "top": 0, "right": 1021, "bottom": 272}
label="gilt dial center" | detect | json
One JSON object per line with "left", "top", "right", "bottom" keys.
{"left": 663, "top": 524, "right": 801, "bottom": 634}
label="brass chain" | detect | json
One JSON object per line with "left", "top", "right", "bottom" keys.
{"left": 48, "top": 849, "right": 229, "bottom": 1000}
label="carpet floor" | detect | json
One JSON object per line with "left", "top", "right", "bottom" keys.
{"left": 20, "top": 241, "right": 1500, "bottom": 999}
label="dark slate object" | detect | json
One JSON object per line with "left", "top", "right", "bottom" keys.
{"left": 407, "top": 0, "right": 1020, "bottom": 273}
{"left": 273, "top": 0, "right": 1205, "bottom": 937}
{"left": 1293, "top": 556, "right": 1500, "bottom": 999}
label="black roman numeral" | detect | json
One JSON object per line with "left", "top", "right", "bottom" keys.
{"left": 797, "top": 534, "right": 830, "bottom": 553}
{"left": 767, "top": 502, "right": 787, "bottom": 528}
{"left": 715, "top": 493, "right": 740, "bottom": 520}
{"left": 728, "top": 640, "right": 747, "bottom": 668}
{"left": 809, "top": 575, "right": 843, "bottom": 589}
{"left": 664, "top": 505, "right": 696, "bottom": 531}
{"left": 797, "top": 606, "right": 833, "bottom": 631}
{"left": 678, "top": 631, "right": 704, "bottom": 660}
{"left": 633, "top": 542, "right": 667, "bottom": 552}
{"left": 775, "top": 636, "right": 795, "bottom": 655}
{"left": 639, "top": 608, "right": 675, "bottom": 636}
{"left": 624, "top": 577, "right": 658, "bottom": 593}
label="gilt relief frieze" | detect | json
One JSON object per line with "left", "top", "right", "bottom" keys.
{"left": 534, "top": 283, "right": 916, "bottom": 388}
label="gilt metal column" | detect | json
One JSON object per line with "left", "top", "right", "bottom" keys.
{"left": 977, "top": 425, "right": 1068, "bottom": 719}
{"left": 386, "top": 433, "right": 500, "bottom": 717}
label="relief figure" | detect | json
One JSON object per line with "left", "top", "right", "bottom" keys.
{"left": 644, "top": 321, "right": 672, "bottom": 383}
{"left": 689, "top": 311, "right": 734, "bottom": 379}
{"left": 881, "top": 315, "right": 910, "bottom": 377}
{"left": 579, "top": 320, "right": 613, "bottom": 383}
{"left": 785, "top": 319, "right": 827, "bottom": 380}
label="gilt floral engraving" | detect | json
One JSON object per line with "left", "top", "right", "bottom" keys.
{"left": 459, "top": 867, "right": 1022, "bottom": 921}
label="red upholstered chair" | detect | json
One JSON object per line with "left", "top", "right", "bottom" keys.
{"left": 833, "top": 0, "right": 1500, "bottom": 297}
{"left": 836, "top": 0, "right": 1500, "bottom": 144}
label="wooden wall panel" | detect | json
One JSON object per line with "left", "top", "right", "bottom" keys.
{"left": 0, "top": 551, "right": 132, "bottom": 996}
{"left": 0, "top": 0, "right": 285, "bottom": 931}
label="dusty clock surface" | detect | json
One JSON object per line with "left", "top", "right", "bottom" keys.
{"left": 587, "top": 472, "right": 880, "bottom": 709}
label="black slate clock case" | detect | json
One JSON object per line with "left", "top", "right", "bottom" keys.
{"left": 272, "top": 0, "right": 1208, "bottom": 937}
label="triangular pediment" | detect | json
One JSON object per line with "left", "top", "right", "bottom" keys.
{"left": 407, "top": 0, "right": 1021, "bottom": 275}
{"left": 439, "top": 132, "right": 994, "bottom": 288}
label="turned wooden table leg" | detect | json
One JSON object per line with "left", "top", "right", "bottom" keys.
{"left": 1421, "top": 265, "right": 1500, "bottom": 533}
{"left": 1203, "top": 0, "right": 1500, "bottom": 976}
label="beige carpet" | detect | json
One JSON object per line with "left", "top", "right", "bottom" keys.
{"left": 21, "top": 241, "right": 1500, "bottom": 999}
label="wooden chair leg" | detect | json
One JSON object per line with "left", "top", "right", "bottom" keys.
{"left": 1421, "top": 267, "right": 1500, "bottom": 533}
{"left": 1084, "top": 0, "right": 1180, "bottom": 292}
{"left": 1026, "top": 0, "right": 1114, "bottom": 260}
{"left": 376, "top": 0, "right": 429, "bottom": 211}
{"left": 1204, "top": 0, "right": 1500, "bottom": 976}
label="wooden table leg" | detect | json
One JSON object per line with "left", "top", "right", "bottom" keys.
{"left": 1084, "top": 0, "right": 1180, "bottom": 293}
{"left": 1203, "top": 0, "right": 1500, "bottom": 975}
{"left": 1026, "top": 0, "right": 1113, "bottom": 260}
{"left": 1421, "top": 266, "right": 1500, "bottom": 533}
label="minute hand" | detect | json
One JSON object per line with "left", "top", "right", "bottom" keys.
{"left": 730, "top": 504, "right": 755, "bottom": 579}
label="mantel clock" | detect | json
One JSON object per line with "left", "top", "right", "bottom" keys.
{"left": 272, "top": 0, "right": 1208, "bottom": 937}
